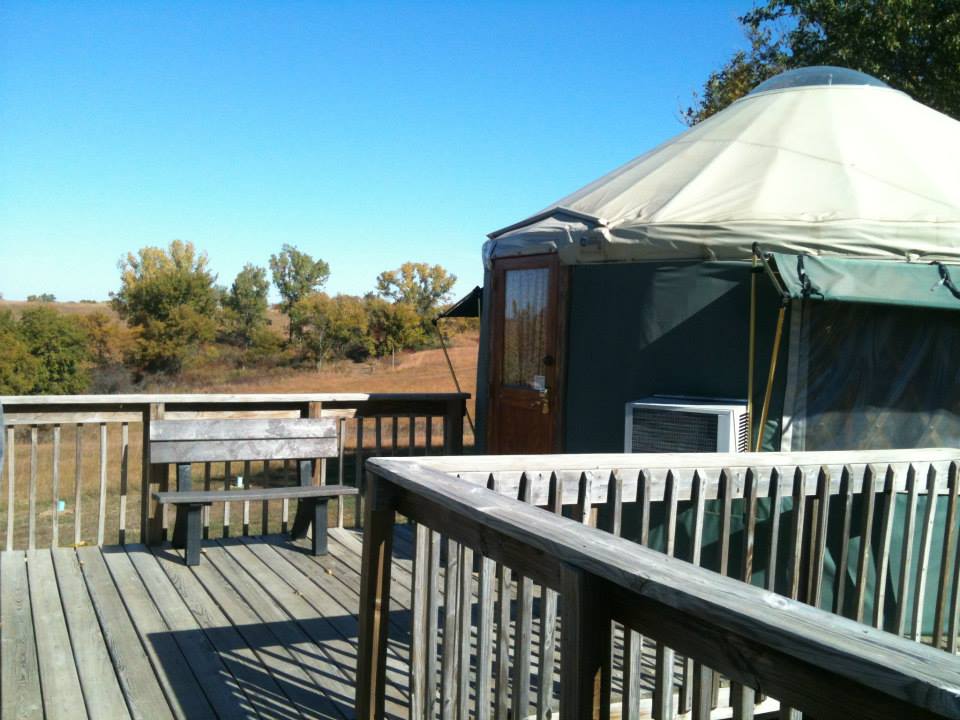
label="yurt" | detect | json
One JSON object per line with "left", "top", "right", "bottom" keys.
{"left": 471, "top": 66, "right": 960, "bottom": 458}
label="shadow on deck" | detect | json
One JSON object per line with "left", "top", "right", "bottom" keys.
{"left": 0, "top": 526, "right": 416, "bottom": 720}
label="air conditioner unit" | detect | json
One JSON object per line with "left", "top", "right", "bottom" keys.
{"left": 624, "top": 397, "right": 749, "bottom": 453}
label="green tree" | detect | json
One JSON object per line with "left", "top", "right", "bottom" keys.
{"left": 269, "top": 244, "right": 330, "bottom": 339}
{"left": 290, "top": 293, "right": 372, "bottom": 368}
{"left": 76, "top": 310, "right": 135, "bottom": 365}
{"left": 26, "top": 293, "right": 56, "bottom": 302}
{"left": 685, "top": 1, "right": 960, "bottom": 125}
{"left": 0, "top": 310, "right": 39, "bottom": 394}
{"left": 223, "top": 263, "right": 270, "bottom": 348}
{"left": 375, "top": 262, "right": 456, "bottom": 322}
{"left": 364, "top": 296, "right": 426, "bottom": 358}
{"left": 111, "top": 240, "right": 220, "bottom": 374}
{"left": 18, "top": 306, "right": 90, "bottom": 394}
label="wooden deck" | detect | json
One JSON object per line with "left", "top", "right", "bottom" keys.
{"left": 0, "top": 527, "right": 417, "bottom": 720}
{"left": 0, "top": 520, "right": 766, "bottom": 720}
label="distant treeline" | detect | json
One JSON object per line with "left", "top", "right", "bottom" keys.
{"left": 0, "top": 241, "right": 475, "bottom": 395}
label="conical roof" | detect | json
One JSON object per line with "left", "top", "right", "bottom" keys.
{"left": 486, "top": 67, "right": 960, "bottom": 265}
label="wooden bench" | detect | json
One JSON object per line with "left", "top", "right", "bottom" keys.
{"left": 149, "top": 417, "right": 357, "bottom": 565}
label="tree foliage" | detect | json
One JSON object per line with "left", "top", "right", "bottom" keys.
{"left": 0, "top": 311, "right": 39, "bottom": 394}
{"left": 375, "top": 262, "right": 456, "bottom": 322}
{"left": 76, "top": 310, "right": 135, "bottom": 365}
{"left": 27, "top": 293, "right": 56, "bottom": 303}
{"left": 269, "top": 245, "right": 330, "bottom": 338}
{"left": 223, "top": 263, "right": 270, "bottom": 347}
{"left": 685, "top": 1, "right": 960, "bottom": 125}
{"left": 291, "top": 293, "right": 372, "bottom": 367}
{"left": 364, "top": 296, "right": 426, "bottom": 357}
{"left": 17, "top": 306, "right": 91, "bottom": 394}
{"left": 112, "top": 240, "right": 220, "bottom": 374}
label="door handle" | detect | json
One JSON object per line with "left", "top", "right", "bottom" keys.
{"left": 531, "top": 388, "right": 549, "bottom": 414}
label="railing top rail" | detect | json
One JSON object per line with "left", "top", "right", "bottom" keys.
{"left": 0, "top": 392, "right": 469, "bottom": 408}
{"left": 412, "top": 448, "right": 960, "bottom": 474}
{"left": 413, "top": 450, "right": 960, "bottom": 502}
{"left": 368, "top": 455, "right": 960, "bottom": 718}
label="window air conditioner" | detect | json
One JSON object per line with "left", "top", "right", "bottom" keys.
{"left": 624, "top": 397, "right": 749, "bottom": 453}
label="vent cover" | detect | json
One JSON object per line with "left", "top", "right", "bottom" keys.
{"left": 625, "top": 398, "right": 749, "bottom": 454}
{"left": 631, "top": 409, "right": 719, "bottom": 453}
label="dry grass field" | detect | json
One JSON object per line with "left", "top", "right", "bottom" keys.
{"left": 1, "top": 324, "right": 479, "bottom": 549}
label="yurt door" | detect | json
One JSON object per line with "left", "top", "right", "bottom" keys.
{"left": 488, "top": 254, "right": 563, "bottom": 453}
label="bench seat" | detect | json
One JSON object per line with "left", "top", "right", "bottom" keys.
{"left": 153, "top": 484, "right": 357, "bottom": 565}
{"left": 154, "top": 485, "right": 357, "bottom": 505}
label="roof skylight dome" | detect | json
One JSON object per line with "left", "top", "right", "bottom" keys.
{"left": 749, "top": 66, "right": 890, "bottom": 94}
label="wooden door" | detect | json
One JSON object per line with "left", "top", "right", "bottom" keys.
{"left": 488, "top": 254, "right": 564, "bottom": 454}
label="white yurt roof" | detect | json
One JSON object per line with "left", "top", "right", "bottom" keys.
{"left": 486, "top": 67, "right": 960, "bottom": 265}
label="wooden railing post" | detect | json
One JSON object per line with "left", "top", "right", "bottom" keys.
{"left": 443, "top": 397, "right": 465, "bottom": 455}
{"left": 143, "top": 402, "right": 164, "bottom": 545}
{"left": 560, "top": 564, "right": 612, "bottom": 720}
{"left": 356, "top": 469, "right": 399, "bottom": 719}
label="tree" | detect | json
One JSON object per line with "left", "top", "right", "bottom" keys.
{"left": 375, "top": 262, "right": 456, "bottom": 322}
{"left": 685, "top": 1, "right": 960, "bottom": 125}
{"left": 269, "top": 244, "right": 330, "bottom": 339}
{"left": 27, "top": 293, "right": 56, "bottom": 302}
{"left": 18, "top": 306, "right": 90, "bottom": 394}
{"left": 365, "top": 296, "right": 426, "bottom": 360}
{"left": 112, "top": 240, "right": 220, "bottom": 374}
{"left": 0, "top": 310, "right": 39, "bottom": 394}
{"left": 290, "top": 293, "right": 372, "bottom": 368}
{"left": 223, "top": 263, "right": 270, "bottom": 347}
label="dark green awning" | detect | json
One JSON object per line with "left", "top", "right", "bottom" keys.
{"left": 437, "top": 285, "right": 482, "bottom": 320}
{"left": 769, "top": 253, "right": 960, "bottom": 311}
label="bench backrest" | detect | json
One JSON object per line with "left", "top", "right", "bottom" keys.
{"left": 149, "top": 418, "right": 338, "bottom": 465}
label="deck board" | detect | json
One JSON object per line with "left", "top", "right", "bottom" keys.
{"left": 50, "top": 548, "right": 131, "bottom": 719}
{"left": 98, "top": 546, "right": 216, "bottom": 719}
{"left": 77, "top": 546, "right": 176, "bottom": 720}
{"left": 27, "top": 551, "right": 87, "bottom": 720}
{"left": 1, "top": 552, "right": 43, "bottom": 720}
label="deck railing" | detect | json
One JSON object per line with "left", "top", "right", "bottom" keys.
{"left": 359, "top": 450, "right": 960, "bottom": 720}
{"left": 0, "top": 392, "right": 468, "bottom": 549}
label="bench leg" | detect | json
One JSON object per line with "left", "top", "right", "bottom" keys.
{"left": 312, "top": 499, "right": 329, "bottom": 556}
{"left": 184, "top": 504, "right": 203, "bottom": 566}
{"left": 290, "top": 498, "right": 329, "bottom": 556}
{"left": 291, "top": 499, "right": 313, "bottom": 540}
{"left": 172, "top": 505, "right": 187, "bottom": 548}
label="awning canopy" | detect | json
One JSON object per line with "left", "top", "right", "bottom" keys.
{"left": 437, "top": 286, "right": 482, "bottom": 320}
{"left": 769, "top": 253, "right": 960, "bottom": 311}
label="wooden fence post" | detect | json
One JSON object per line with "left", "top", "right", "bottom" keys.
{"left": 443, "top": 397, "right": 465, "bottom": 455}
{"left": 356, "top": 470, "right": 398, "bottom": 719}
{"left": 560, "top": 564, "right": 612, "bottom": 720}
{"left": 143, "top": 402, "right": 164, "bottom": 545}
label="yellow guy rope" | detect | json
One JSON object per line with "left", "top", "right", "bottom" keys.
{"left": 436, "top": 321, "right": 476, "bottom": 435}
{"left": 747, "top": 255, "right": 758, "bottom": 451}
{"left": 755, "top": 303, "right": 786, "bottom": 452}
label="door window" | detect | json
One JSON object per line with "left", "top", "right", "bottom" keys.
{"left": 502, "top": 267, "right": 549, "bottom": 389}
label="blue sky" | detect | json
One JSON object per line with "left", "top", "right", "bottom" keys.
{"left": 0, "top": 1, "right": 749, "bottom": 302}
